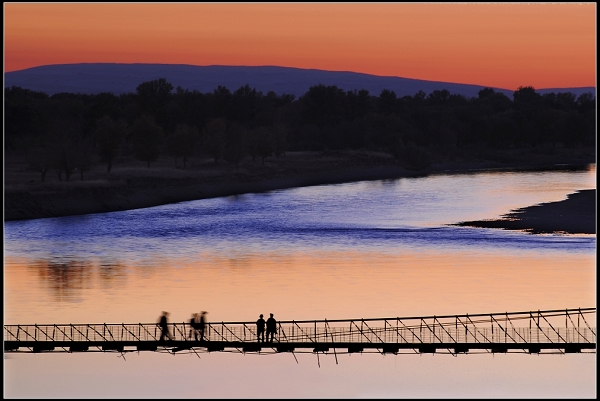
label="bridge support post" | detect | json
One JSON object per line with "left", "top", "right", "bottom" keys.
{"left": 418, "top": 345, "right": 436, "bottom": 354}
{"left": 382, "top": 346, "right": 399, "bottom": 354}
{"left": 454, "top": 346, "right": 469, "bottom": 354}
{"left": 243, "top": 344, "right": 262, "bottom": 352}
{"left": 32, "top": 345, "right": 55, "bottom": 353}
{"left": 348, "top": 346, "right": 363, "bottom": 353}
{"left": 276, "top": 345, "right": 295, "bottom": 353}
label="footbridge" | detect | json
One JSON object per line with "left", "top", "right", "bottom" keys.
{"left": 4, "top": 308, "right": 595, "bottom": 356}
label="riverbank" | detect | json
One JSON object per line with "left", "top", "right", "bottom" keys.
{"left": 453, "top": 189, "right": 596, "bottom": 235}
{"left": 4, "top": 149, "right": 596, "bottom": 227}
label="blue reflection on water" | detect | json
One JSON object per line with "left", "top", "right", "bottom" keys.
{"left": 5, "top": 170, "right": 595, "bottom": 263}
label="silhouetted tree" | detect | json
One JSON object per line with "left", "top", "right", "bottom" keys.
{"left": 131, "top": 115, "right": 163, "bottom": 167}
{"left": 94, "top": 115, "right": 128, "bottom": 173}
{"left": 554, "top": 92, "right": 577, "bottom": 111}
{"left": 292, "top": 124, "right": 324, "bottom": 151}
{"left": 74, "top": 136, "right": 96, "bottom": 180}
{"left": 413, "top": 90, "right": 427, "bottom": 103}
{"left": 513, "top": 86, "right": 541, "bottom": 106}
{"left": 5, "top": 87, "right": 48, "bottom": 151}
{"left": 211, "top": 86, "right": 232, "bottom": 119}
{"left": 223, "top": 122, "right": 247, "bottom": 169}
{"left": 301, "top": 84, "right": 346, "bottom": 127}
{"left": 576, "top": 92, "right": 595, "bottom": 115}
{"left": 136, "top": 78, "right": 174, "bottom": 110}
{"left": 478, "top": 91, "right": 512, "bottom": 114}
{"left": 378, "top": 89, "right": 397, "bottom": 115}
{"left": 203, "top": 118, "right": 227, "bottom": 163}
{"left": 345, "top": 89, "right": 372, "bottom": 120}
{"left": 230, "top": 84, "right": 259, "bottom": 123}
{"left": 27, "top": 147, "right": 52, "bottom": 182}
{"left": 165, "top": 123, "right": 200, "bottom": 168}
{"left": 428, "top": 89, "right": 450, "bottom": 104}
{"left": 271, "top": 123, "right": 289, "bottom": 157}
{"left": 255, "top": 127, "right": 274, "bottom": 164}
{"left": 136, "top": 78, "right": 174, "bottom": 129}
{"left": 477, "top": 88, "right": 496, "bottom": 99}
{"left": 46, "top": 118, "right": 85, "bottom": 182}
{"left": 4, "top": 80, "right": 596, "bottom": 174}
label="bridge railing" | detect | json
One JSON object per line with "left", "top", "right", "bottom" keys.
{"left": 5, "top": 308, "right": 596, "bottom": 345}
{"left": 4, "top": 323, "right": 164, "bottom": 343}
{"left": 4, "top": 324, "right": 596, "bottom": 345}
{"left": 203, "top": 324, "right": 596, "bottom": 345}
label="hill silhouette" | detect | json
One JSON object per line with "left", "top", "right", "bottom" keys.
{"left": 5, "top": 63, "right": 595, "bottom": 98}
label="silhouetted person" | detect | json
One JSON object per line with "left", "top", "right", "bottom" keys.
{"left": 199, "top": 311, "right": 207, "bottom": 341}
{"left": 256, "top": 314, "right": 266, "bottom": 342}
{"left": 188, "top": 313, "right": 199, "bottom": 340}
{"left": 157, "top": 311, "right": 173, "bottom": 341}
{"left": 266, "top": 313, "right": 277, "bottom": 343}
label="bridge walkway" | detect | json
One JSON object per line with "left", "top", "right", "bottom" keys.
{"left": 5, "top": 308, "right": 595, "bottom": 355}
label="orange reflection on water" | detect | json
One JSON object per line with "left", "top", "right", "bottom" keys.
{"left": 4, "top": 248, "right": 595, "bottom": 326}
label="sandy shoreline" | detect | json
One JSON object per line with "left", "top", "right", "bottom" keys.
{"left": 4, "top": 151, "right": 596, "bottom": 235}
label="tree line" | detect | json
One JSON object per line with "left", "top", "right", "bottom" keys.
{"left": 5, "top": 78, "right": 596, "bottom": 181}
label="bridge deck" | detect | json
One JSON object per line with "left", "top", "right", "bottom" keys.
{"left": 5, "top": 308, "right": 596, "bottom": 355}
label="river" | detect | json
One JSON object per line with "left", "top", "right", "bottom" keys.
{"left": 4, "top": 165, "right": 596, "bottom": 398}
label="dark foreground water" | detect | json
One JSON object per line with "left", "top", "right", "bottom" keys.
{"left": 4, "top": 166, "right": 596, "bottom": 398}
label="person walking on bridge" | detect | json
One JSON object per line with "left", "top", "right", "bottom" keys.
{"left": 199, "top": 311, "right": 207, "bottom": 341}
{"left": 157, "top": 311, "right": 173, "bottom": 341}
{"left": 256, "top": 314, "right": 266, "bottom": 342}
{"left": 266, "top": 313, "right": 277, "bottom": 343}
{"left": 188, "top": 313, "right": 199, "bottom": 340}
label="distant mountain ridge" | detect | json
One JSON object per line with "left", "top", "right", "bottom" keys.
{"left": 4, "top": 63, "right": 596, "bottom": 99}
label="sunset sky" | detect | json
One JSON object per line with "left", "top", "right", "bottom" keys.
{"left": 4, "top": 3, "right": 596, "bottom": 90}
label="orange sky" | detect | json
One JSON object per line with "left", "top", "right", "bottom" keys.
{"left": 3, "top": 3, "right": 596, "bottom": 90}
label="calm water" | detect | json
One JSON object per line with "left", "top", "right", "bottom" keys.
{"left": 4, "top": 166, "right": 596, "bottom": 398}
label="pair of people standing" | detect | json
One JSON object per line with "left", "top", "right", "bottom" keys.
{"left": 188, "top": 311, "right": 207, "bottom": 341}
{"left": 256, "top": 313, "right": 277, "bottom": 343}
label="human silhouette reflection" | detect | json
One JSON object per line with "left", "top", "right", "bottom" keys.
{"left": 266, "top": 313, "right": 277, "bottom": 343}
{"left": 157, "top": 311, "right": 173, "bottom": 341}
{"left": 256, "top": 314, "right": 266, "bottom": 342}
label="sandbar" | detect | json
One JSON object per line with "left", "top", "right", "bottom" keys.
{"left": 454, "top": 189, "right": 596, "bottom": 235}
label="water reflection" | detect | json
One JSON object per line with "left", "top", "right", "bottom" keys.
{"left": 25, "top": 258, "right": 129, "bottom": 301}
{"left": 7, "top": 247, "right": 595, "bottom": 325}
{"left": 29, "top": 259, "right": 93, "bottom": 302}
{"left": 98, "top": 260, "right": 128, "bottom": 289}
